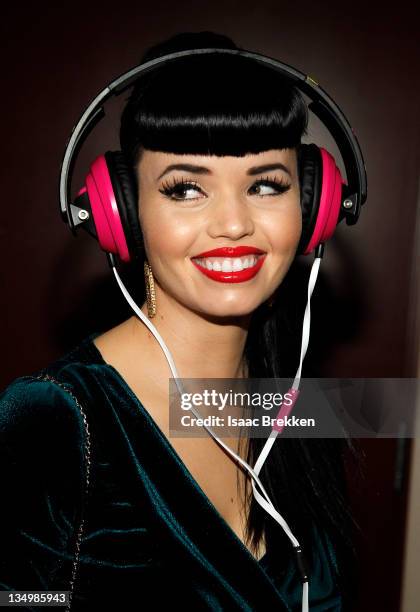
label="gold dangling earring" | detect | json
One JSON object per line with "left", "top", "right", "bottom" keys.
{"left": 144, "top": 260, "right": 157, "bottom": 318}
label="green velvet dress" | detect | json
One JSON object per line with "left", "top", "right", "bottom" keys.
{"left": 0, "top": 331, "right": 342, "bottom": 611}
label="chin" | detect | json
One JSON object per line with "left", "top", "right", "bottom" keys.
{"left": 195, "top": 300, "right": 260, "bottom": 319}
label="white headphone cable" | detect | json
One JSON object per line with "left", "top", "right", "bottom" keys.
{"left": 107, "top": 243, "right": 324, "bottom": 612}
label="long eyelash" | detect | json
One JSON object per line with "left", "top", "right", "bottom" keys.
{"left": 253, "top": 175, "right": 291, "bottom": 195}
{"left": 158, "top": 175, "right": 292, "bottom": 200}
{"left": 159, "top": 177, "right": 202, "bottom": 199}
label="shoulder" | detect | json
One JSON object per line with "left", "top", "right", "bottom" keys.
{"left": 0, "top": 373, "right": 85, "bottom": 438}
{"left": 0, "top": 363, "right": 92, "bottom": 479}
{"left": 0, "top": 322, "right": 141, "bottom": 457}
{"left": 0, "top": 327, "right": 110, "bottom": 429}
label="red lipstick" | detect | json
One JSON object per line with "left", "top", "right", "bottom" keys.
{"left": 190, "top": 246, "right": 267, "bottom": 284}
{"left": 192, "top": 246, "right": 265, "bottom": 258}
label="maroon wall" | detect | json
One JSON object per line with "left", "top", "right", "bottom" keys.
{"left": 1, "top": 3, "right": 419, "bottom": 610}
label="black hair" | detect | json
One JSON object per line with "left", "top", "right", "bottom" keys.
{"left": 119, "top": 30, "right": 364, "bottom": 611}
{"left": 120, "top": 32, "right": 308, "bottom": 166}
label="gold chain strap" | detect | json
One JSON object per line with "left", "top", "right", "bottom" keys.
{"left": 34, "top": 374, "right": 92, "bottom": 611}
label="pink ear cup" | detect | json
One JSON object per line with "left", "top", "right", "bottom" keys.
{"left": 303, "top": 147, "right": 345, "bottom": 255}
{"left": 84, "top": 155, "right": 131, "bottom": 262}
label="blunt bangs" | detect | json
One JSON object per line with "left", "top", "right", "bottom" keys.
{"left": 119, "top": 53, "right": 309, "bottom": 169}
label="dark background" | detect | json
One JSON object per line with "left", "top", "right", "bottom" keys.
{"left": 1, "top": 3, "right": 419, "bottom": 610}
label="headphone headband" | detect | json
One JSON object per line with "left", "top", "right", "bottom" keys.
{"left": 60, "top": 47, "right": 367, "bottom": 233}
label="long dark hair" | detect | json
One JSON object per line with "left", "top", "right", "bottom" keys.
{"left": 119, "top": 30, "right": 364, "bottom": 609}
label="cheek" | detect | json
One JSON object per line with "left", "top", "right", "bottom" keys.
{"left": 263, "top": 199, "right": 302, "bottom": 251}
{"left": 139, "top": 202, "right": 200, "bottom": 261}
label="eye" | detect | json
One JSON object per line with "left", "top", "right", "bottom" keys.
{"left": 159, "top": 177, "right": 204, "bottom": 201}
{"left": 249, "top": 176, "right": 292, "bottom": 197}
{"left": 158, "top": 175, "right": 292, "bottom": 202}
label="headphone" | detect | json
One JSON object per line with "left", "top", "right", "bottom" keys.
{"left": 59, "top": 47, "right": 367, "bottom": 262}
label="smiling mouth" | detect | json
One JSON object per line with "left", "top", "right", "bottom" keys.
{"left": 190, "top": 254, "right": 267, "bottom": 283}
{"left": 191, "top": 253, "right": 264, "bottom": 273}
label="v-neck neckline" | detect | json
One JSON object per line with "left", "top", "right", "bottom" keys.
{"left": 81, "top": 330, "right": 270, "bottom": 569}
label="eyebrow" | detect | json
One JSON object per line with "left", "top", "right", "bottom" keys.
{"left": 156, "top": 162, "right": 292, "bottom": 181}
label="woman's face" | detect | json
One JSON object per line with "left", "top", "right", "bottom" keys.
{"left": 136, "top": 148, "right": 302, "bottom": 317}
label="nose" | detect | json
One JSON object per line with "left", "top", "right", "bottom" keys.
{"left": 207, "top": 193, "right": 255, "bottom": 241}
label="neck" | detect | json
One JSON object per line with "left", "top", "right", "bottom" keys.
{"left": 131, "top": 292, "right": 251, "bottom": 382}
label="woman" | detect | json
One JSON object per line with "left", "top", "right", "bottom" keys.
{"left": 0, "top": 31, "right": 361, "bottom": 611}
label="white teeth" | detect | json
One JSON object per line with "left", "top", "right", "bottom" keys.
{"left": 232, "top": 258, "right": 243, "bottom": 272}
{"left": 194, "top": 254, "right": 260, "bottom": 272}
{"left": 221, "top": 259, "right": 232, "bottom": 272}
